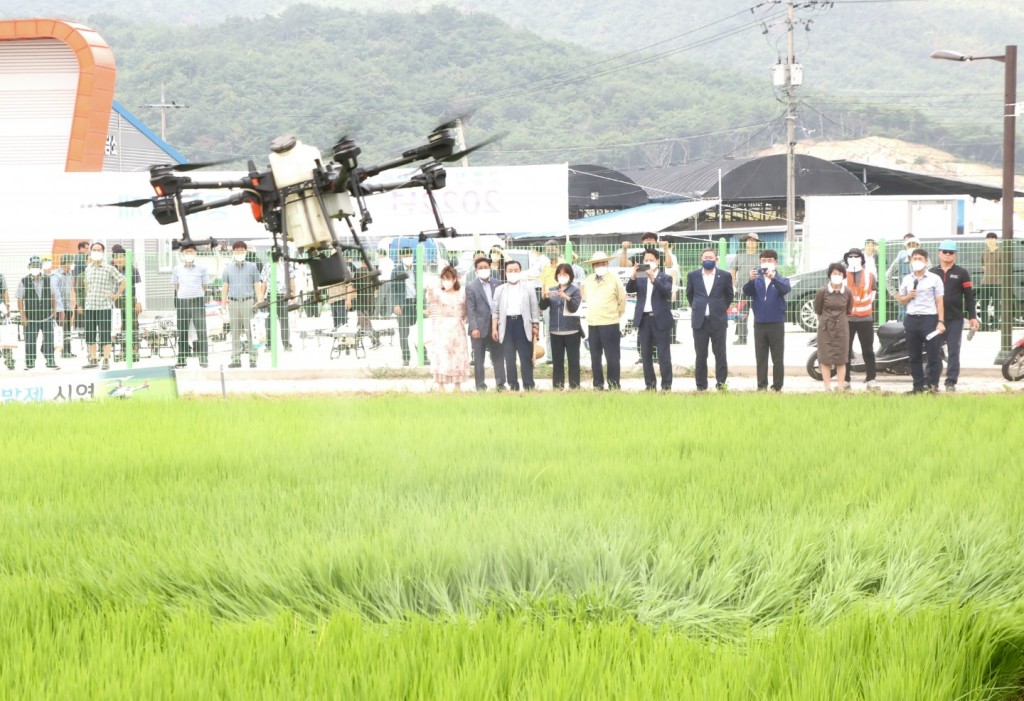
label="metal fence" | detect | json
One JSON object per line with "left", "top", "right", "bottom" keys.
{"left": 0, "top": 236, "right": 1021, "bottom": 375}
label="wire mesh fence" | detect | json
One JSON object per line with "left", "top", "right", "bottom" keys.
{"left": 0, "top": 236, "right": 1020, "bottom": 377}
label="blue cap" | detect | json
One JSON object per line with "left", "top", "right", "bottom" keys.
{"left": 939, "top": 239, "right": 958, "bottom": 252}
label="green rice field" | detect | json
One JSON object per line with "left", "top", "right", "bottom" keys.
{"left": 2, "top": 394, "right": 1024, "bottom": 699}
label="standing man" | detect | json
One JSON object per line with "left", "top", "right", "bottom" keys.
{"left": 626, "top": 248, "right": 673, "bottom": 391}
{"left": 687, "top": 247, "right": 733, "bottom": 391}
{"left": 81, "top": 242, "right": 125, "bottom": 371}
{"left": 261, "top": 256, "right": 295, "bottom": 351}
{"left": 73, "top": 240, "right": 89, "bottom": 330}
{"left": 221, "top": 241, "right": 263, "bottom": 369}
{"left": 742, "top": 249, "right": 791, "bottom": 392}
{"left": 842, "top": 248, "right": 878, "bottom": 390}
{"left": 863, "top": 239, "right": 879, "bottom": 275}
{"left": 730, "top": 233, "right": 761, "bottom": 344}
{"left": 581, "top": 251, "right": 627, "bottom": 390}
{"left": 172, "top": 242, "right": 210, "bottom": 369}
{"left": 491, "top": 260, "right": 541, "bottom": 391}
{"left": 465, "top": 256, "right": 506, "bottom": 391}
{"left": 898, "top": 248, "right": 945, "bottom": 393}
{"left": 888, "top": 234, "right": 919, "bottom": 322}
{"left": 15, "top": 256, "right": 59, "bottom": 370}
{"left": 0, "top": 272, "right": 13, "bottom": 370}
{"left": 52, "top": 254, "right": 77, "bottom": 358}
{"left": 978, "top": 232, "right": 1007, "bottom": 330}
{"left": 374, "top": 248, "right": 395, "bottom": 318}
{"left": 393, "top": 248, "right": 428, "bottom": 366}
{"left": 618, "top": 232, "right": 678, "bottom": 269}
{"left": 930, "top": 240, "right": 978, "bottom": 392}
{"left": 111, "top": 245, "right": 142, "bottom": 363}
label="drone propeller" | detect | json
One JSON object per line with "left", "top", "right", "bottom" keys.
{"left": 149, "top": 159, "right": 237, "bottom": 174}
{"left": 436, "top": 132, "right": 503, "bottom": 164}
{"left": 96, "top": 197, "right": 154, "bottom": 209}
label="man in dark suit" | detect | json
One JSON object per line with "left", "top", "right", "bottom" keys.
{"left": 465, "top": 256, "right": 506, "bottom": 391}
{"left": 626, "top": 248, "right": 674, "bottom": 391}
{"left": 686, "top": 247, "right": 734, "bottom": 390}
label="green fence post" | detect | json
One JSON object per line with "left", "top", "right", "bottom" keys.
{"left": 877, "top": 240, "right": 888, "bottom": 324}
{"left": 416, "top": 241, "right": 425, "bottom": 367}
{"left": 125, "top": 249, "right": 134, "bottom": 370}
{"left": 270, "top": 259, "right": 278, "bottom": 369}
{"left": 717, "top": 237, "right": 728, "bottom": 267}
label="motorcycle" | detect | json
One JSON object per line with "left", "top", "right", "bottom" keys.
{"left": 1001, "top": 337, "right": 1024, "bottom": 381}
{"left": 806, "top": 321, "right": 945, "bottom": 381}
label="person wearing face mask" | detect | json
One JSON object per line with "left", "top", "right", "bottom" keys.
{"left": 813, "top": 262, "right": 854, "bottom": 391}
{"left": 888, "top": 234, "right": 919, "bottom": 322}
{"left": 930, "top": 240, "right": 978, "bottom": 392}
{"left": 15, "top": 256, "right": 59, "bottom": 370}
{"left": 488, "top": 246, "right": 506, "bottom": 284}
{"left": 898, "top": 248, "right": 945, "bottom": 393}
{"left": 491, "top": 260, "right": 541, "bottom": 391}
{"left": 81, "top": 242, "right": 125, "bottom": 370}
{"left": 626, "top": 249, "right": 674, "bottom": 391}
{"left": 687, "top": 247, "right": 734, "bottom": 391}
{"left": 51, "top": 255, "right": 77, "bottom": 359}
{"left": 425, "top": 265, "right": 470, "bottom": 391}
{"left": 220, "top": 241, "right": 263, "bottom": 369}
{"left": 841, "top": 248, "right": 878, "bottom": 390}
{"left": 741, "top": 249, "right": 791, "bottom": 392}
{"left": 465, "top": 257, "right": 506, "bottom": 391}
{"left": 393, "top": 248, "right": 429, "bottom": 367}
{"left": 539, "top": 263, "right": 583, "bottom": 390}
{"left": 171, "top": 241, "right": 210, "bottom": 369}
{"left": 581, "top": 251, "right": 627, "bottom": 390}
{"left": 111, "top": 245, "right": 143, "bottom": 363}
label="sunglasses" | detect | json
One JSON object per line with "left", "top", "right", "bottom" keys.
{"left": 939, "top": 250, "right": 956, "bottom": 255}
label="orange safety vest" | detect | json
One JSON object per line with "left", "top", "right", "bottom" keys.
{"left": 846, "top": 269, "right": 875, "bottom": 318}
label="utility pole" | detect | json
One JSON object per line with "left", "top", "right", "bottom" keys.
{"left": 454, "top": 118, "right": 470, "bottom": 168}
{"left": 141, "top": 84, "right": 189, "bottom": 142}
{"left": 785, "top": 0, "right": 798, "bottom": 246}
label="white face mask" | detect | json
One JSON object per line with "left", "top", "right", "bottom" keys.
{"left": 233, "top": 253, "right": 246, "bottom": 262}
{"left": 42, "top": 261, "right": 53, "bottom": 271}
{"left": 911, "top": 260, "right": 927, "bottom": 272}
{"left": 593, "top": 265, "right": 607, "bottom": 277}
{"left": 830, "top": 274, "right": 844, "bottom": 285}
{"left": 846, "top": 260, "right": 862, "bottom": 273}
{"left": 557, "top": 275, "right": 570, "bottom": 286}
{"left": 441, "top": 279, "right": 454, "bottom": 291}
{"left": 401, "top": 257, "right": 413, "bottom": 267}
{"left": 29, "top": 267, "right": 42, "bottom": 276}
{"left": 476, "top": 268, "right": 491, "bottom": 280}
{"left": 505, "top": 271, "right": 521, "bottom": 284}
{"left": 90, "top": 251, "right": 104, "bottom": 262}
{"left": 183, "top": 254, "right": 196, "bottom": 264}
{"left": 761, "top": 262, "right": 776, "bottom": 272}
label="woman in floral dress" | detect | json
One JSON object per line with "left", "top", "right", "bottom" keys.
{"left": 427, "top": 265, "right": 470, "bottom": 391}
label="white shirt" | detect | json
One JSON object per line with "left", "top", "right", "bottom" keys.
{"left": 899, "top": 271, "right": 943, "bottom": 315}
{"left": 377, "top": 256, "right": 394, "bottom": 282}
{"left": 702, "top": 269, "right": 716, "bottom": 297}
{"left": 643, "top": 274, "right": 654, "bottom": 313}
{"left": 505, "top": 283, "right": 523, "bottom": 315}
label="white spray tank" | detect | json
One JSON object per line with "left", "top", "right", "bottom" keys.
{"left": 268, "top": 134, "right": 335, "bottom": 249}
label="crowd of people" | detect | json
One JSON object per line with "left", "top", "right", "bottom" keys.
{"left": 0, "top": 233, "right": 998, "bottom": 393}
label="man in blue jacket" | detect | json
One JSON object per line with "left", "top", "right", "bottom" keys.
{"left": 741, "top": 249, "right": 791, "bottom": 391}
{"left": 626, "top": 248, "right": 674, "bottom": 391}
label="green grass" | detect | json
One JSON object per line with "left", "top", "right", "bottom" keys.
{"left": 2, "top": 394, "right": 1023, "bottom": 699}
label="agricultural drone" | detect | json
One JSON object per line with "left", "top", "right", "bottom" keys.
{"left": 102, "top": 121, "right": 498, "bottom": 306}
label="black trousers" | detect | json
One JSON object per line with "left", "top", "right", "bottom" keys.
{"left": 692, "top": 319, "right": 728, "bottom": 389}
{"left": 397, "top": 299, "right": 421, "bottom": 364}
{"left": 905, "top": 313, "right": 942, "bottom": 389}
{"left": 754, "top": 321, "right": 786, "bottom": 390}
{"left": 58, "top": 311, "right": 73, "bottom": 353}
{"left": 175, "top": 297, "right": 208, "bottom": 363}
{"left": 588, "top": 323, "right": 621, "bottom": 389}
{"left": 550, "top": 331, "right": 581, "bottom": 389}
{"left": 471, "top": 333, "right": 506, "bottom": 389}
{"left": 24, "top": 319, "right": 55, "bottom": 366}
{"left": 844, "top": 319, "right": 876, "bottom": 382}
{"left": 637, "top": 315, "right": 672, "bottom": 389}
{"left": 502, "top": 317, "right": 534, "bottom": 390}
{"left": 266, "top": 298, "right": 291, "bottom": 346}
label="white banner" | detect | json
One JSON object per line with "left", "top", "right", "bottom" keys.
{"left": 0, "top": 164, "right": 568, "bottom": 242}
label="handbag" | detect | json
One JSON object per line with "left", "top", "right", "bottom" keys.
{"left": 533, "top": 338, "right": 546, "bottom": 366}
{"left": 0, "top": 321, "right": 18, "bottom": 349}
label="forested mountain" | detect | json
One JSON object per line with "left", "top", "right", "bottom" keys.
{"left": 4, "top": 0, "right": 1023, "bottom": 171}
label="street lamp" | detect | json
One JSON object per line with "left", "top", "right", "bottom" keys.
{"left": 931, "top": 45, "right": 1017, "bottom": 363}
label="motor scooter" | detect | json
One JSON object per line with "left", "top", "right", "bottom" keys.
{"left": 806, "top": 321, "right": 945, "bottom": 381}
{"left": 1001, "top": 337, "right": 1024, "bottom": 381}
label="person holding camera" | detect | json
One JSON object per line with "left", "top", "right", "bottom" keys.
{"left": 814, "top": 262, "right": 854, "bottom": 392}
{"left": 898, "top": 248, "right": 945, "bottom": 393}
{"left": 741, "top": 249, "right": 791, "bottom": 392}
{"left": 686, "top": 247, "right": 733, "bottom": 391}
{"left": 539, "top": 263, "right": 583, "bottom": 390}
{"left": 626, "top": 248, "right": 674, "bottom": 391}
